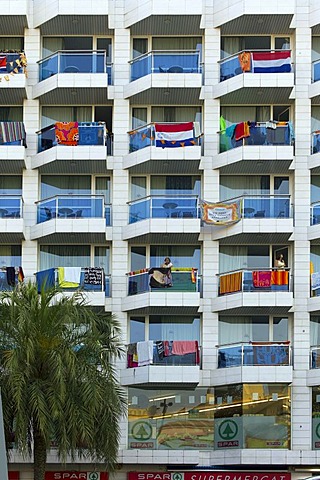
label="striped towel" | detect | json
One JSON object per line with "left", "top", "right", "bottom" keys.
{"left": 0, "top": 122, "right": 26, "bottom": 145}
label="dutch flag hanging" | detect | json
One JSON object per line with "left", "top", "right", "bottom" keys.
{"left": 0, "top": 56, "right": 7, "bottom": 72}
{"left": 154, "top": 122, "right": 196, "bottom": 148}
{"left": 251, "top": 51, "right": 292, "bottom": 74}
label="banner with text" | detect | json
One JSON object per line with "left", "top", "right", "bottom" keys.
{"left": 199, "top": 199, "right": 242, "bottom": 225}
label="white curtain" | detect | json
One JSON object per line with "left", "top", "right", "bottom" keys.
{"left": 221, "top": 37, "right": 243, "bottom": 59}
{"left": 219, "top": 246, "right": 247, "bottom": 272}
{"left": 41, "top": 107, "right": 92, "bottom": 128}
{"left": 39, "top": 245, "right": 90, "bottom": 269}
{"left": 152, "top": 37, "right": 202, "bottom": 51}
{"left": 220, "top": 175, "right": 263, "bottom": 200}
{"left": 149, "top": 316, "right": 200, "bottom": 342}
{"left": 219, "top": 316, "right": 252, "bottom": 344}
{"left": 42, "top": 38, "right": 64, "bottom": 57}
{"left": 152, "top": 107, "right": 201, "bottom": 126}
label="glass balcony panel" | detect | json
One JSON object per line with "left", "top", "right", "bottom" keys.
{"left": 313, "top": 59, "right": 320, "bottom": 82}
{"left": 37, "top": 198, "right": 57, "bottom": 223}
{"left": 38, "top": 122, "right": 106, "bottom": 152}
{"left": 218, "top": 343, "right": 290, "bottom": 367}
{"left": 37, "top": 196, "right": 105, "bottom": 223}
{"left": 127, "top": 340, "right": 200, "bottom": 367}
{"left": 312, "top": 132, "right": 320, "bottom": 154}
{"left": 242, "top": 196, "right": 290, "bottom": 219}
{"left": 220, "top": 124, "right": 292, "bottom": 153}
{"left": 129, "top": 199, "right": 150, "bottom": 223}
{"left": 130, "top": 51, "right": 201, "bottom": 81}
{"left": 129, "top": 124, "right": 153, "bottom": 152}
{"left": 105, "top": 205, "right": 111, "bottom": 226}
{"left": 218, "top": 269, "right": 290, "bottom": 295}
{"left": 38, "top": 51, "right": 107, "bottom": 81}
{"left": 311, "top": 347, "right": 320, "bottom": 368}
{"left": 0, "top": 196, "right": 22, "bottom": 218}
{"left": 311, "top": 204, "right": 320, "bottom": 225}
{"left": 128, "top": 270, "right": 199, "bottom": 295}
{"left": 129, "top": 195, "right": 198, "bottom": 223}
{"left": 0, "top": 271, "right": 18, "bottom": 290}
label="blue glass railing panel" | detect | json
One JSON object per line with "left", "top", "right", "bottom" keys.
{"left": 311, "top": 205, "right": 320, "bottom": 225}
{"left": 220, "top": 55, "right": 242, "bottom": 81}
{"left": 37, "top": 198, "right": 57, "bottom": 223}
{"left": 37, "top": 196, "right": 105, "bottom": 223}
{"left": 38, "top": 51, "right": 108, "bottom": 81}
{"left": 130, "top": 51, "right": 201, "bottom": 81}
{"left": 0, "top": 271, "right": 18, "bottom": 290}
{"left": 105, "top": 205, "right": 111, "bottom": 226}
{"left": 128, "top": 272, "right": 149, "bottom": 295}
{"left": 37, "top": 122, "right": 106, "bottom": 152}
{"left": 128, "top": 270, "right": 199, "bottom": 295}
{"left": 242, "top": 197, "right": 290, "bottom": 219}
{"left": 313, "top": 60, "right": 320, "bottom": 82}
{"left": 150, "top": 196, "right": 198, "bottom": 219}
{"left": 218, "top": 343, "right": 290, "bottom": 368}
{"left": 129, "top": 199, "right": 150, "bottom": 223}
{"left": 0, "top": 196, "right": 22, "bottom": 218}
{"left": 129, "top": 125, "right": 152, "bottom": 152}
{"left": 218, "top": 345, "right": 243, "bottom": 367}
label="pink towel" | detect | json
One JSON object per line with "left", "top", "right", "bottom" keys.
{"left": 171, "top": 341, "right": 197, "bottom": 355}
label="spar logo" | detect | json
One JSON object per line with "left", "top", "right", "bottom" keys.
{"left": 218, "top": 419, "right": 238, "bottom": 440}
{"left": 172, "top": 474, "right": 184, "bottom": 480}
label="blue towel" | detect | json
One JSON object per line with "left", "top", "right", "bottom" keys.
{"left": 36, "top": 268, "right": 55, "bottom": 292}
{"left": 225, "top": 124, "right": 237, "bottom": 138}
{"left": 78, "top": 126, "right": 99, "bottom": 145}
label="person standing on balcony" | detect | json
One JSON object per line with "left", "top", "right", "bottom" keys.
{"left": 161, "top": 257, "right": 173, "bottom": 287}
{"left": 275, "top": 254, "right": 286, "bottom": 269}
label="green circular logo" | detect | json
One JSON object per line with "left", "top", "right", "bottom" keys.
{"left": 88, "top": 473, "right": 99, "bottom": 480}
{"left": 316, "top": 422, "right": 320, "bottom": 439}
{"left": 172, "top": 473, "right": 184, "bottom": 480}
{"left": 218, "top": 419, "right": 238, "bottom": 440}
{"left": 131, "top": 420, "right": 152, "bottom": 440}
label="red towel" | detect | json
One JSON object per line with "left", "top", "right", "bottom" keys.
{"left": 252, "top": 271, "right": 272, "bottom": 288}
{"left": 235, "top": 122, "right": 250, "bottom": 141}
{"left": 55, "top": 121, "right": 79, "bottom": 146}
{"left": 172, "top": 341, "right": 198, "bottom": 355}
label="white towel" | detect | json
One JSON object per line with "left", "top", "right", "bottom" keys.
{"left": 63, "top": 267, "right": 81, "bottom": 284}
{"left": 137, "top": 340, "right": 154, "bottom": 366}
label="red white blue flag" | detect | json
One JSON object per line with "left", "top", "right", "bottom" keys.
{"left": 0, "top": 56, "right": 7, "bottom": 72}
{"left": 251, "top": 51, "right": 291, "bottom": 73}
{"left": 154, "top": 122, "right": 196, "bottom": 148}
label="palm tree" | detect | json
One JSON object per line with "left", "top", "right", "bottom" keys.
{"left": 0, "top": 282, "right": 126, "bottom": 480}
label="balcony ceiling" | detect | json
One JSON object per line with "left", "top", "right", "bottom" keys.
{"left": 219, "top": 87, "right": 294, "bottom": 105}
{"left": 34, "top": 159, "right": 110, "bottom": 175}
{"left": 35, "top": 232, "right": 106, "bottom": 244}
{"left": 218, "top": 159, "right": 293, "bottom": 175}
{"left": 36, "top": 87, "right": 112, "bottom": 105}
{"left": 0, "top": 88, "right": 27, "bottom": 105}
{"left": 313, "top": 25, "right": 320, "bottom": 35}
{"left": 127, "top": 159, "right": 201, "bottom": 175}
{"left": 1, "top": 15, "right": 28, "bottom": 35}
{"left": 37, "top": 15, "right": 113, "bottom": 36}
{"left": 0, "top": 233, "right": 25, "bottom": 243}
{"left": 311, "top": 96, "right": 320, "bottom": 105}
{"left": 127, "top": 306, "right": 200, "bottom": 316}
{"left": 220, "top": 14, "right": 294, "bottom": 35}
{"left": 127, "top": 232, "right": 201, "bottom": 245}
{"left": 129, "top": 88, "right": 202, "bottom": 105}
{"left": 217, "top": 306, "right": 292, "bottom": 316}
{"left": 1, "top": 159, "right": 26, "bottom": 174}
{"left": 218, "top": 232, "right": 292, "bottom": 245}
{"left": 129, "top": 15, "right": 202, "bottom": 35}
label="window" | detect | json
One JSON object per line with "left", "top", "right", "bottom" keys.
{"left": 150, "top": 175, "right": 201, "bottom": 196}
{"left": 130, "top": 177, "right": 147, "bottom": 201}
{"left": 219, "top": 245, "right": 270, "bottom": 272}
{"left": 97, "top": 38, "right": 112, "bottom": 63}
{"left": 132, "top": 108, "right": 147, "bottom": 129}
{"left": 219, "top": 316, "right": 289, "bottom": 344}
{"left": 151, "top": 106, "right": 202, "bottom": 127}
{"left": 130, "top": 246, "right": 146, "bottom": 272}
{"left": 132, "top": 38, "right": 148, "bottom": 59}
{"left": 95, "top": 177, "right": 110, "bottom": 203}
{"left": 41, "top": 106, "right": 92, "bottom": 128}
{"left": 0, "top": 245, "right": 21, "bottom": 268}
{"left": 42, "top": 37, "right": 93, "bottom": 57}
{"left": 0, "top": 107, "right": 23, "bottom": 122}
{"left": 39, "top": 245, "right": 91, "bottom": 269}
{"left": 40, "top": 175, "right": 91, "bottom": 199}
{"left": 0, "top": 38, "right": 23, "bottom": 51}
{"left": 221, "top": 36, "right": 271, "bottom": 59}
{"left": 0, "top": 176, "right": 22, "bottom": 195}
{"left": 150, "top": 245, "right": 201, "bottom": 271}
{"left": 312, "top": 386, "right": 320, "bottom": 449}
{"left": 94, "top": 246, "right": 110, "bottom": 274}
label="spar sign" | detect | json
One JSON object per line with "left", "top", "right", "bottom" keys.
{"left": 45, "top": 473, "right": 108, "bottom": 480}
{"left": 128, "top": 473, "right": 291, "bottom": 480}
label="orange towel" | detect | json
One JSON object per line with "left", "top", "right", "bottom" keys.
{"left": 271, "top": 270, "right": 289, "bottom": 286}
{"left": 220, "top": 272, "right": 242, "bottom": 294}
{"left": 238, "top": 51, "right": 251, "bottom": 72}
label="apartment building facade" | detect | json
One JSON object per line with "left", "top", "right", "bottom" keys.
{"left": 2, "top": 0, "right": 320, "bottom": 479}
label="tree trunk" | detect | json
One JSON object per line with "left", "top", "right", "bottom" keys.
{"left": 33, "top": 426, "right": 47, "bottom": 480}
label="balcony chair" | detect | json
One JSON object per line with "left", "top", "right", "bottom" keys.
{"left": 167, "top": 65, "right": 183, "bottom": 73}
{"left": 253, "top": 210, "right": 265, "bottom": 218}
{"left": 63, "top": 66, "right": 80, "bottom": 73}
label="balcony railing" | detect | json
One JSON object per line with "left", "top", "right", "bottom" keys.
{"left": 310, "top": 202, "right": 320, "bottom": 225}
{"left": 220, "top": 121, "right": 293, "bottom": 153}
{"left": 0, "top": 270, "right": 19, "bottom": 290}
{"left": 218, "top": 341, "right": 291, "bottom": 368}
{"left": 312, "top": 59, "right": 320, "bottom": 83}
{"left": 217, "top": 268, "right": 291, "bottom": 296}
{"left": 219, "top": 49, "right": 292, "bottom": 82}
{"left": 127, "top": 340, "right": 200, "bottom": 367}
{"left": 37, "top": 122, "right": 112, "bottom": 154}
{"left": 35, "top": 267, "right": 111, "bottom": 297}
{"left": 222, "top": 194, "right": 292, "bottom": 219}
{"left": 130, "top": 50, "right": 202, "bottom": 81}
{"left": 128, "top": 194, "right": 199, "bottom": 223}
{"left": 0, "top": 195, "right": 23, "bottom": 218}
{"left": 38, "top": 50, "right": 112, "bottom": 83}
{"left": 311, "top": 131, "right": 320, "bottom": 154}
{"left": 128, "top": 122, "right": 201, "bottom": 152}
{"left": 127, "top": 268, "right": 200, "bottom": 295}
{"left": 36, "top": 195, "right": 111, "bottom": 225}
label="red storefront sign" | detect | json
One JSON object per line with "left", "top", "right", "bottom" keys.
{"left": 8, "top": 473, "right": 19, "bottom": 480}
{"left": 128, "top": 473, "right": 291, "bottom": 480}
{"left": 45, "top": 473, "right": 108, "bottom": 480}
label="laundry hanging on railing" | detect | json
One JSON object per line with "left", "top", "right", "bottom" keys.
{"left": 0, "top": 122, "right": 26, "bottom": 146}
{"left": 0, "top": 51, "right": 27, "bottom": 82}
{"left": 84, "top": 267, "right": 103, "bottom": 286}
{"left": 251, "top": 51, "right": 291, "bottom": 73}
{"left": 55, "top": 122, "right": 79, "bottom": 146}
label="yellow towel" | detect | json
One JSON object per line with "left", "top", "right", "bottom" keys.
{"left": 57, "top": 267, "right": 79, "bottom": 288}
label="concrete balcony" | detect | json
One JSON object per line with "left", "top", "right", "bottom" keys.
{"left": 0, "top": 144, "right": 27, "bottom": 174}
{"left": 211, "top": 195, "right": 293, "bottom": 244}
{"left": 213, "top": 268, "right": 293, "bottom": 315}
{"left": 311, "top": 0, "right": 320, "bottom": 29}
{"left": 31, "top": 195, "right": 111, "bottom": 243}
{"left": 121, "top": 364, "right": 200, "bottom": 388}
{"left": 0, "top": 0, "right": 28, "bottom": 35}
{"left": 123, "top": 195, "right": 200, "bottom": 243}
{"left": 31, "top": 122, "right": 111, "bottom": 174}
{"left": 32, "top": 0, "right": 110, "bottom": 35}
{"left": 33, "top": 51, "right": 111, "bottom": 105}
